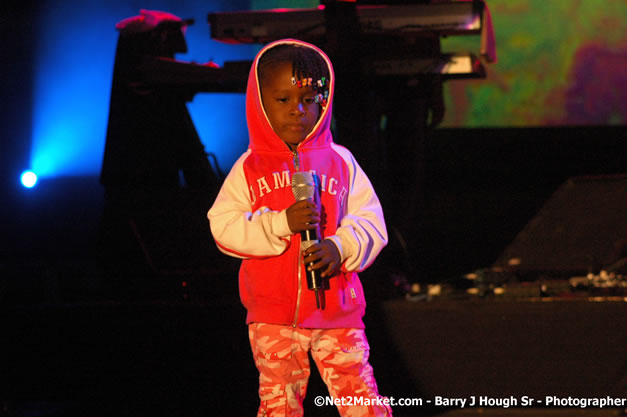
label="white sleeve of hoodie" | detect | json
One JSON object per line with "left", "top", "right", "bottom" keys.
{"left": 326, "top": 144, "right": 388, "bottom": 272}
{"left": 207, "top": 151, "right": 293, "bottom": 259}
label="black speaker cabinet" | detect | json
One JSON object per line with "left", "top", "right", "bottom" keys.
{"left": 494, "top": 175, "right": 627, "bottom": 272}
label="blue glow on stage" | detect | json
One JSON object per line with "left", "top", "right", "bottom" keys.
{"left": 29, "top": 0, "right": 254, "bottom": 179}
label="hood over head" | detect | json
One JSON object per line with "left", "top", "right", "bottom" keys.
{"left": 246, "top": 39, "right": 335, "bottom": 153}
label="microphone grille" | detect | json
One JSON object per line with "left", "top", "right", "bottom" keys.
{"left": 291, "top": 171, "right": 315, "bottom": 201}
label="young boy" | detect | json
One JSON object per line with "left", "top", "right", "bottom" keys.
{"left": 208, "top": 39, "right": 391, "bottom": 417}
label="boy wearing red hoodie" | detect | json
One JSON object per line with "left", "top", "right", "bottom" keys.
{"left": 208, "top": 39, "right": 391, "bottom": 417}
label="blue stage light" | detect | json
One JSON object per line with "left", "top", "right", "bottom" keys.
{"left": 29, "top": 1, "right": 254, "bottom": 180}
{"left": 21, "top": 171, "right": 38, "bottom": 188}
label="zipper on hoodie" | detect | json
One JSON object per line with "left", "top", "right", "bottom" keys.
{"left": 291, "top": 148, "right": 302, "bottom": 327}
{"left": 292, "top": 261, "right": 302, "bottom": 327}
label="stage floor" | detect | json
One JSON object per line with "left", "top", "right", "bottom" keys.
{"left": 5, "top": 297, "right": 626, "bottom": 417}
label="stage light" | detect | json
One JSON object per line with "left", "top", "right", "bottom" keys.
{"left": 28, "top": 1, "right": 254, "bottom": 180}
{"left": 21, "top": 171, "right": 38, "bottom": 188}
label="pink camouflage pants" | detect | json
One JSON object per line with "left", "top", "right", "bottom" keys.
{"left": 248, "top": 323, "right": 393, "bottom": 417}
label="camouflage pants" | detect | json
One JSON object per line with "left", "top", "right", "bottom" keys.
{"left": 248, "top": 323, "right": 393, "bottom": 417}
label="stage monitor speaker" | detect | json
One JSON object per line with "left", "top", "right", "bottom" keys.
{"left": 493, "top": 175, "right": 627, "bottom": 272}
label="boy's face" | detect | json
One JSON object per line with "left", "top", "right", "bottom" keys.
{"left": 260, "top": 61, "right": 321, "bottom": 151}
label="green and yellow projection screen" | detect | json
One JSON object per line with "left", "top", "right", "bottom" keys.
{"left": 440, "top": 0, "right": 626, "bottom": 127}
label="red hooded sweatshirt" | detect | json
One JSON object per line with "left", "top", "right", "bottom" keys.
{"left": 208, "top": 39, "right": 387, "bottom": 329}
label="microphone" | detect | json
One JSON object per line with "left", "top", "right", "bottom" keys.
{"left": 291, "top": 171, "right": 325, "bottom": 309}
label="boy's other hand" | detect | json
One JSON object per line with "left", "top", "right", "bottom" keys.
{"left": 303, "top": 240, "right": 341, "bottom": 278}
{"left": 286, "top": 200, "right": 320, "bottom": 234}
